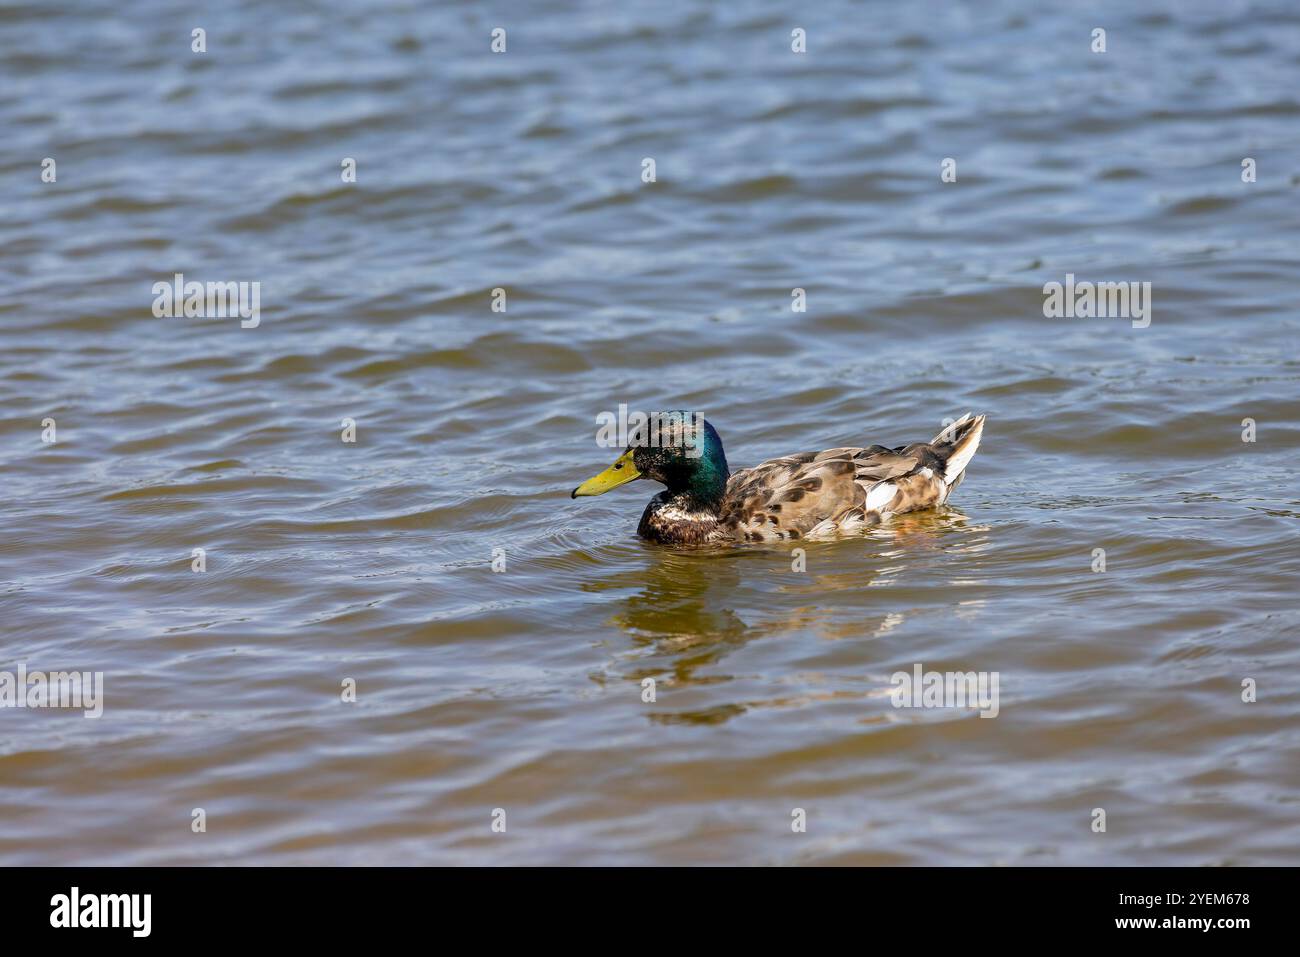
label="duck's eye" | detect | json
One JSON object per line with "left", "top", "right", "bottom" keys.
{"left": 614, "top": 462, "right": 623, "bottom": 470}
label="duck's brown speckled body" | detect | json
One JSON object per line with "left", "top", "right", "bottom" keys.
{"left": 574, "top": 412, "right": 986, "bottom": 546}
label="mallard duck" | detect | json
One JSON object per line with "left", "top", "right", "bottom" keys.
{"left": 571, "top": 411, "right": 985, "bottom": 545}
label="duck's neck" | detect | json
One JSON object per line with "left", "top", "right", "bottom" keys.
{"left": 638, "top": 441, "right": 731, "bottom": 544}
{"left": 638, "top": 490, "right": 725, "bottom": 544}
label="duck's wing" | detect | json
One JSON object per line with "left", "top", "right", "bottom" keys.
{"left": 719, "top": 414, "right": 985, "bottom": 541}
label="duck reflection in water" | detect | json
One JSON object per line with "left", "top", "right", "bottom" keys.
{"left": 597, "top": 510, "right": 984, "bottom": 725}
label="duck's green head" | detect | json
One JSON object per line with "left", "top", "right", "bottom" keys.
{"left": 571, "top": 411, "right": 730, "bottom": 505}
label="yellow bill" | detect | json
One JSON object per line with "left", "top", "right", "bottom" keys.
{"left": 571, "top": 448, "right": 640, "bottom": 498}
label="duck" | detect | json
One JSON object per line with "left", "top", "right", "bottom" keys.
{"left": 571, "top": 411, "right": 985, "bottom": 545}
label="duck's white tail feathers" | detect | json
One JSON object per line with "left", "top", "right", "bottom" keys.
{"left": 931, "top": 413, "right": 986, "bottom": 486}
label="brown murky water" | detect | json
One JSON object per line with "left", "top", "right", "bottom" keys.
{"left": 2, "top": 0, "right": 1298, "bottom": 864}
